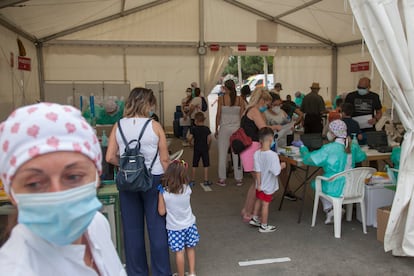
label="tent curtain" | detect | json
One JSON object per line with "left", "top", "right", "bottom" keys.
{"left": 274, "top": 48, "right": 332, "bottom": 101}
{"left": 204, "top": 46, "right": 233, "bottom": 96}
{"left": 349, "top": 0, "right": 414, "bottom": 256}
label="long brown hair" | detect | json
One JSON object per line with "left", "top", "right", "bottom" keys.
{"left": 224, "top": 79, "right": 237, "bottom": 106}
{"left": 124, "top": 87, "right": 157, "bottom": 118}
{"left": 161, "top": 160, "right": 189, "bottom": 194}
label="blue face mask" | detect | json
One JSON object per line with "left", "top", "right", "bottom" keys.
{"left": 12, "top": 181, "right": 102, "bottom": 246}
{"left": 259, "top": 106, "right": 268, "bottom": 113}
{"left": 357, "top": 88, "right": 368, "bottom": 96}
{"left": 149, "top": 111, "right": 154, "bottom": 117}
{"left": 270, "top": 140, "right": 276, "bottom": 149}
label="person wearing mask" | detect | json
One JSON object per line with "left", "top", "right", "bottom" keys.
{"left": 300, "top": 82, "right": 326, "bottom": 133}
{"left": 265, "top": 92, "right": 299, "bottom": 201}
{"left": 344, "top": 77, "right": 382, "bottom": 132}
{"left": 294, "top": 91, "right": 305, "bottom": 108}
{"left": 0, "top": 102, "right": 125, "bottom": 275}
{"left": 239, "top": 87, "right": 282, "bottom": 222}
{"left": 215, "top": 79, "right": 245, "bottom": 186}
{"left": 106, "top": 87, "right": 171, "bottom": 276}
{"left": 273, "top": 82, "right": 283, "bottom": 94}
{"left": 189, "top": 88, "right": 204, "bottom": 125}
{"left": 292, "top": 120, "right": 366, "bottom": 224}
{"left": 180, "top": 87, "right": 193, "bottom": 145}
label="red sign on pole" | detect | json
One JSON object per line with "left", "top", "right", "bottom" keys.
{"left": 259, "top": 45, "right": 268, "bottom": 51}
{"left": 209, "top": 44, "right": 220, "bottom": 51}
{"left": 18, "top": 56, "right": 31, "bottom": 71}
{"left": 238, "top": 44, "right": 246, "bottom": 51}
{"left": 351, "top": 61, "right": 369, "bottom": 72}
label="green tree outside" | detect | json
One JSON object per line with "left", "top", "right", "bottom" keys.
{"left": 223, "top": 56, "right": 274, "bottom": 81}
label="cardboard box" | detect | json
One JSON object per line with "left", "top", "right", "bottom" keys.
{"left": 377, "top": 206, "right": 392, "bottom": 243}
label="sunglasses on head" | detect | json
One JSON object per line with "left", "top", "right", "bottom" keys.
{"left": 173, "top": 159, "right": 188, "bottom": 169}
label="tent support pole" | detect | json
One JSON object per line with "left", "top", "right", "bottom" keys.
{"left": 199, "top": 0, "right": 205, "bottom": 93}
{"left": 36, "top": 42, "right": 45, "bottom": 101}
{"left": 331, "top": 46, "right": 338, "bottom": 102}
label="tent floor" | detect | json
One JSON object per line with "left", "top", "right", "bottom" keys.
{"left": 159, "top": 137, "right": 414, "bottom": 275}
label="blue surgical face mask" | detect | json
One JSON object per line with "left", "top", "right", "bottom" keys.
{"left": 12, "top": 181, "right": 102, "bottom": 246}
{"left": 259, "top": 106, "right": 268, "bottom": 113}
{"left": 149, "top": 110, "right": 154, "bottom": 117}
{"left": 357, "top": 88, "right": 368, "bottom": 96}
{"left": 270, "top": 140, "right": 276, "bottom": 149}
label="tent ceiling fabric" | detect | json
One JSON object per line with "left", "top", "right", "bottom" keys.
{"left": 0, "top": 0, "right": 362, "bottom": 46}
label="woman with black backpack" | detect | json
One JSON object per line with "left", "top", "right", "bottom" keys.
{"left": 106, "top": 87, "right": 171, "bottom": 276}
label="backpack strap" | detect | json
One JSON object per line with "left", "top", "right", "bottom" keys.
{"left": 137, "top": 119, "right": 159, "bottom": 173}
{"left": 117, "top": 119, "right": 136, "bottom": 151}
{"left": 137, "top": 119, "right": 152, "bottom": 148}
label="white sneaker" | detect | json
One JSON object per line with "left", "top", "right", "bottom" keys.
{"left": 259, "top": 224, "right": 277, "bottom": 233}
{"left": 324, "top": 209, "right": 334, "bottom": 224}
{"left": 249, "top": 217, "right": 261, "bottom": 227}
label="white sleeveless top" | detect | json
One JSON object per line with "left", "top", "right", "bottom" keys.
{"left": 116, "top": 117, "right": 163, "bottom": 175}
{"left": 220, "top": 105, "right": 241, "bottom": 128}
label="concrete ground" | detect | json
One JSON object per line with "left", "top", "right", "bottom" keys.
{"left": 165, "top": 136, "right": 414, "bottom": 276}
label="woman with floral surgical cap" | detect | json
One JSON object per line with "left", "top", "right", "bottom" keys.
{"left": 292, "top": 119, "right": 366, "bottom": 224}
{"left": 0, "top": 103, "right": 125, "bottom": 276}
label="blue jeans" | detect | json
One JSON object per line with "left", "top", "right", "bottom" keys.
{"left": 182, "top": 126, "right": 190, "bottom": 140}
{"left": 119, "top": 174, "right": 171, "bottom": 276}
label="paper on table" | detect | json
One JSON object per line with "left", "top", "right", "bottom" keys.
{"left": 275, "top": 122, "right": 294, "bottom": 147}
{"left": 352, "top": 114, "right": 373, "bottom": 129}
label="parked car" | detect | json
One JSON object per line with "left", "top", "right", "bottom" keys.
{"left": 244, "top": 74, "right": 274, "bottom": 91}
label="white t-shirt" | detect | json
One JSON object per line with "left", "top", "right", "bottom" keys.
{"left": 162, "top": 184, "right": 196, "bottom": 231}
{"left": 116, "top": 117, "right": 163, "bottom": 175}
{"left": 0, "top": 212, "right": 126, "bottom": 276}
{"left": 254, "top": 150, "right": 282, "bottom": 194}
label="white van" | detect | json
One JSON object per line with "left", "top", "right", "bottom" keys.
{"left": 244, "top": 74, "right": 274, "bottom": 91}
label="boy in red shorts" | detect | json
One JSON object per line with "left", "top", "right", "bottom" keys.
{"left": 249, "top": 127, "right": 286, "bottom": 233}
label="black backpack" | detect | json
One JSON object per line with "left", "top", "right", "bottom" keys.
{"left": 116, "top": 119, "right": 158, "bottom": 192}
{"left": 201, "top": 96, "right": 208, "bottom": 112}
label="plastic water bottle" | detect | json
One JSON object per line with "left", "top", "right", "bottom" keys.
{"left": 101, "top": 130, "right": 108, "bottom": 147}
{"left": 351, "top": 133, "right": 358, "bottom": 145}
{"left": 271, "top": 133, "right": 278, "bottom": 153}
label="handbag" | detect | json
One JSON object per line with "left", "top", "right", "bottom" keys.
{"left": 230, "top": 127, "right": 252, "bottom": 154}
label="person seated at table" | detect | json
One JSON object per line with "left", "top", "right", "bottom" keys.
{"left": 341, "top": 103, "right": 363, "bottom": 142}
{"left": 328, "top": 98, "right": 343, "bottom": 123}
{"left": 292, "top": 120, "right": 367, "bottom": 224}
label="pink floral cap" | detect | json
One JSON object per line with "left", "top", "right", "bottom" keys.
{"left": 329, "top": 119, "right": 347, "bottom": 139}
{"left": 0, "top": 102, "right": 102, "bottom": 194}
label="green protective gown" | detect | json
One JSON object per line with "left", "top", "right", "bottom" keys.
{"left": 391, "top": 146, "right": 401, "bottom": 169}
{"left": 299, "top": 141, "right": 367, "bottom": 198}
{"left": 82, "top": 100, "right": 124, "bottom": 125}
{"left": 294, "top": 94, "right": 305, "bottom": 108}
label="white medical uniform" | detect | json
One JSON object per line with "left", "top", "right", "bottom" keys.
{"left": 0, "top": 212, "right": 126, "bottom": 276}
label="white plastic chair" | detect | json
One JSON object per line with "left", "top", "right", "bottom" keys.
{"left": 311, "top": 167, "right": 377, "bottom": 238}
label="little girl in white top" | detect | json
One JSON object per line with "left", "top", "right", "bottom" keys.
{"left": 158, "top": 160, "right": 200, "bottom": 276}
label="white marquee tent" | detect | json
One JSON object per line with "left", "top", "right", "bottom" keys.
{"left": 0, "top": 0, "right": 412, "bottom": 256}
